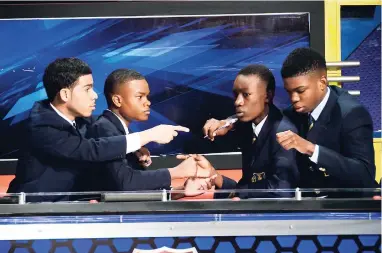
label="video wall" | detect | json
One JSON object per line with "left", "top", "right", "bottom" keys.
{"left": 0, "top": 13, "right": 310, "bottom": 157}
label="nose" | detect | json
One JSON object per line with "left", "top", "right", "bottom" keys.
{"left": 234, "top": 94, "right": 244, "bottom": 107}
{"left": 146, "top": 98, "right": 151, "bottom": 107}
{"left": 290, "top": 92, "right": 299, "bottom": 104}
{"left": 92, "top": 89, "right": 98, "bottom": 100}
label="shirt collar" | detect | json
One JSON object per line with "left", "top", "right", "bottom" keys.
{"left": 50, "top": 103, "right": 76, "bottom": 127}
{"left": 310, "top": 87, "right": 330, "bottom": 121}
{"left": 252, "top": 115, "right": 268, "bottom": 137}
{"left": 107, "top": 109, "right": 129, "bottom": 134}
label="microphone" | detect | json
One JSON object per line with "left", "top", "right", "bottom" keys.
{"left": 204, "top": 115, "right": 238, "bottom": 138}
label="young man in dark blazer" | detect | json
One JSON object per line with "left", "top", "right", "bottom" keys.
{"left": 277, "top": 48, "right": 377, "bottom": 194}
{"left": 86, "top": 69, "right": 214, "bottom": 193}
{"left": 201, "top": 65, "right": 299, "bottom": 198}
{"left": 7, "top": 58, "right": 198, "bottom": 202}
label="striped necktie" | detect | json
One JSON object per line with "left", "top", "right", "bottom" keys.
{"left": 308, "top": 115, "right": 315, "bottom": 131}
{"left": 252, "top": 132, "right": 258, "bottom": 144}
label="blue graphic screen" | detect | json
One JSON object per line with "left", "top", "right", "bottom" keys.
{"left": 0, "top": 14, "right": 310, "bottom": 157}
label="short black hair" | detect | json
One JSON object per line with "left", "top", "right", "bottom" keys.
{"left": 104, "top": 69, "right": 146, "bottom": 107}
{"left": 43, "top": 58, "right": 92, "bottom": 102}
{"left": 281, "top": 48, "right": 327, "bottom": 78}
{"left": 238, "top": 64, "right": 276, "bottom": 93}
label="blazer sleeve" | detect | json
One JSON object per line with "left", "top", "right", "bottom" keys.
{"left": 213, "top": 175, "right": 238, "bottom": 199}
{"left": 317, "top": 106, "right": 377, "bottom": 187}
{"left": 29, "top": 124, "right": 127, "bottom": 162}
{"left": 88, "top": 122, "right": 171, "bottom": 190}
{"left": 103, "top": 159, "right": 171, "bottom": 191}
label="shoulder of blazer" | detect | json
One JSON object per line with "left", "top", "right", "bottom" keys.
{"left": 91, "top": 110, "right": 126, "bottom": 136}
{"left": 28, "top": 100, "right": 74, "bottom": 131}
{"left": 331, "top": 86, "right": 370, "bottom": 120}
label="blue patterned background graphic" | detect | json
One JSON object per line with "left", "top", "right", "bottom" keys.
{"left": 0, "top": 235, "right": 380, "bottom": 253}
{"left": 341, "top": 6, "right": 381, "bottom": 131}
{"left": 0, "top": 14, "right": 309, "bottom": 157}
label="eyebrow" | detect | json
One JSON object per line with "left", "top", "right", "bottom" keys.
{"left": 287, "top": 86, "right": 305, "bottom": 92}
{"left": 233, "top": 87, "right": 250, "bottom": 93}
{"left": 135, "top": 91, "right": 149, "bottom": 95}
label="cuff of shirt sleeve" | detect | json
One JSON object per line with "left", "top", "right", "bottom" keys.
{"left": 125, "top": 133, "right": 141, "bottom": 154}
{"left": 309, "top": 144, "right": 319, "bottom": 164}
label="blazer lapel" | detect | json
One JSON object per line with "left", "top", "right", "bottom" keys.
{"left": 102, "top": 110, "right": 127, "bottom": 135}
{"left": 254, "top": 105, "right": 282, "bottom": 153}
{"left": 307, "top": 88, "right": 338, "bottom": 143}
{"left": 250, "top": 105, "right": 282, "bottom": 167}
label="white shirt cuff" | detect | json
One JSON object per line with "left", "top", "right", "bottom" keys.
{"left": 125, "top": 133, "right": 141, "bottom": 154}
{"left": 309, "top": 145, "right": 319, "bottom": 164}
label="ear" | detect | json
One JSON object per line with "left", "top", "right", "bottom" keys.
{"left": 319, "top": 74, "right": 328, "bottom": 90}
{"left": 266, "top": 90, "right": 274, "bottom": 104}
{"left": 111, "top": 94, "right": 122, "bottom": 108}
{"left": 59, "top": 88, "right": 70, "bottom": 102}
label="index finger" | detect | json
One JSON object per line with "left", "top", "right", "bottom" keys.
{"left": 172, "top": 125, "right": 190, "bottom": 132}
{"left": 276, "top": 131, "right": 289, "bottom": 137}
{"left": 276, "top": 133, "right": 293, "bottom": 143}
{"left": 193, "top": 154, "right": 205, "bottom": 161}
{"left": 176, "top": 154, "right": 189, "bottom": 160}
{"left": 176, "top": 154, "right": 197, "bottom": 160}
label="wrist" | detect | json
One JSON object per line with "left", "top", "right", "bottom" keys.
{"left": 168, "top": 166, "right": 181, "bottom": 179}
{"left": 214, "top": 173, "right": 223, "bottom": 189}
{"left": 170, "top": 186, "right": 185, "bottom": 200}
{"left": 306, "top": 142, "right": 315, "bottom": 156}
{"left": 139, "top": 129, "right": 155, "bottom": 146}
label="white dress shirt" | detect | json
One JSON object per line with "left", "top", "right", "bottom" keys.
{"left": 252, "top": 115, "right": 268, "bottom": 137}
{"left": 50, "top": 103, "right": 76, "bottom": 127}
{"left": 309, "top": 87, "right": 331, "bottom": 163}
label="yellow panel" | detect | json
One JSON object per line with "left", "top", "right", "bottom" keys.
{"left": 374, "top": 139, "right": 382, "bottom": 183}
{"left": 324, "top": 0, "right": 381, "bottom": 87}
{"left": 338, "top": 0, "right": 381, "bottom": 5}
{"left": 325, "top": 0, "right": 341, "bottom": 87}
{"left": 325, "top": 0, "right": 341, "bottom": 61}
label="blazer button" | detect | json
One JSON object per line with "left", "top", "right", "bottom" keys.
{"left": 309, "top": 166, "right": 314, "bottom": 171}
